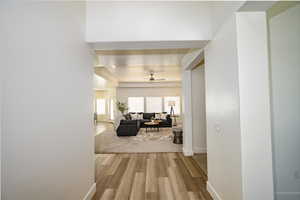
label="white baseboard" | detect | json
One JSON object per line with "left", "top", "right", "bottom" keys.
{"left": 193, "top": 147, "right": 207, "bottom": 154}
{"left": 276, "top": 192, "right": 300, "bottom": 200}
{"left": 183, "top": 147, "right": 194, "bottom": 156}
{"left": 83, "top": 183, "right": 96, "bottom": 200}
{"left": 207, "top": 181, "right": 222, "bottom": 200}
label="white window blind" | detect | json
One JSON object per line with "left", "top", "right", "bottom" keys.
{"left": 146, "top": 97, "right": 162, "bottom": 113}
{"left": 128, "top": 97, "right": 144, "bottom": 113}
{"left": 164, "top": 96, "right": 181, "bottom": 115}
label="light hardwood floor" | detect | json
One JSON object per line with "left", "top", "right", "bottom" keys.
{"left": 192, "top": 154, "right": 208, "bottom": 176}
{"left": 92, "top": 153, "right": 212, "bottom": 200}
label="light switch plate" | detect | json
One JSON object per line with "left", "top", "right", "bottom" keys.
{"left": 214, "top": 123, "right": 221, "bottom": 133}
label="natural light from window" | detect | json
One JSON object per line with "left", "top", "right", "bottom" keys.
{"left": 146, "top": 97, "right": 163, "bottom": 113}
{"left": 96, "top": 99, "right": 106, "bottom": 115}
{"left": 110, "top": 99, "right": 114, "bottom": 120}
{"left": 128, "top": 97, "right": 144, "bottom": 113}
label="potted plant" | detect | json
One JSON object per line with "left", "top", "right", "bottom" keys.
{"left": 116, "top": 101, "right": 128, "bottom": 116}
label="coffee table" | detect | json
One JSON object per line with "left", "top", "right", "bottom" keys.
{"left": 144, "top": 121, "right": 161, "bottom": 132}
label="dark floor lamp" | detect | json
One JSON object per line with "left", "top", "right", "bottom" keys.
{"left": 168, "top": 100, "right": 177, "bottom": 126}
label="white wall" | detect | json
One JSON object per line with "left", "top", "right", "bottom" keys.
{"left": 236, "top": 12, "right": 274, "bottom": 200}
{"left": 204, "top": 16, "right": 243, "bottom": 200}
{"left": 0, "top": 2, "right": 94, "bottom": 200}
{"left": 269, "top": 4, "right": 300, "bottom": 200}
{"left": 205, "top": 9, "right": 276, "bottom": 200}
{"left": 94, "top": 74, "right": 108, "bottom": 90}
{"left": 191, "top": 66, "right": 207, "bottom": 153}
{"left": 86, "top": 2, "right": 212, "bottom": 42}
{"left": 210, "top": 1, "right": 245, "bottom": 36}
{"left": 0, "top": 39, "right": 2, "bottom": 200}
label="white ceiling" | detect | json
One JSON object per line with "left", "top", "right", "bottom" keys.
{"left": 95, "top": 49, "right": 191, "bottom": 82}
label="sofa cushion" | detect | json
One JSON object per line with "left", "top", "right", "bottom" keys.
{"left": 143, "top": 113, "right": 155, "bottom": 120}
{"left": 155, "top": 113, "right": 161, "bottom": 119}
{"left": 120, "top": 120, "right": 137, "bottom": 125}
{"left": 130, "top": 113, "right": 138, "bottom": 120}
{"left": 160, "top": 113, "right": 167, "bottom": 120}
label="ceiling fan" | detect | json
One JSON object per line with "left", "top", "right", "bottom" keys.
{"left": 148, "top": 71, "right": 166, "bottom": 81}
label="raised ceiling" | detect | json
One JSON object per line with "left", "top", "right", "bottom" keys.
{"left": 95, "top": 48, "right": 191, "bottom": 82}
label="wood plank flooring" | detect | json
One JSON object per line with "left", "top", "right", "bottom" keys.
{"left": 192, "top": 154, "right": 208, "bottom": 176}
{"left": 92, "top": 153, "right": 212, "bottom": 200}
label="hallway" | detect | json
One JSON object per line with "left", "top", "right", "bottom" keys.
{"left": 3, "top": 1, "right": 297, "bottom": 199}
{"left": 93, "top": 153, "right": 212, "bottom": 200}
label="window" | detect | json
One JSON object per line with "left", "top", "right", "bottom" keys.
{"left": 164, "top": 96, "right": 181, "bottom": 115}
{"left": 146, "top": 97, "right": 162, "bottom": 113}
{"left": 110, "top": 99, "right": 114, "bottom": 120}
{"left": 96, "top": 99, "right": 106, "bottom": 115}
{"left": 128, "top": 97, "right": 144, "bottom": 113}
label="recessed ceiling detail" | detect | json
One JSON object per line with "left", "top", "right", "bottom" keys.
{"left": 95, "top": 48, "right": 192, "bottom": 82}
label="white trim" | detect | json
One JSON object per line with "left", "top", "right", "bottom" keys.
{"left": 183, "top": 147, "right": 194, "bottom": 156}
{"left": 182, "top": 70, "right": 194, "bottom": 157}
{"left": 181, "top": 49, "right": 203, "bottom": 161}
{"left": 193, "top": 147, "right": 207, "bottom": 154}
{"left": 276, "top": 192, "right": 300, "bottom": 200}
{"left": 83, "top": 183, "right": 96, "bottom": 200}
{"left": 182, "top": 49, "right": 204, "bottom": 70}
{"left": 207, "top": 181, "right": 222, "bottom": 200}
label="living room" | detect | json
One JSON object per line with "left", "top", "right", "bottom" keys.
{"left": 93, "top": 49, "right": 185, "bottom": 153}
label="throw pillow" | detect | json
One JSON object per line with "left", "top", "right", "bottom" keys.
{"left": 137, "top": 113, "right": 143, "bottom": 120}
{"left": 155, "top": 113, "right": 161, "bottom": 119}
{"left": 130, "top": 113, "right": 138, "bottom": 120}
{"left": 160, "top": 113, "right": 167, "bottom": 120}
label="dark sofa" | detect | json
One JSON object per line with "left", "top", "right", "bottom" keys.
{"left": 116, "top": 119, "right": 141, "bottom": 136}
{"left": 139, "top": 113, "right": 172, "bottom": 128}
{"left": 116, "top": 112, "right": 172, "bottom": 136}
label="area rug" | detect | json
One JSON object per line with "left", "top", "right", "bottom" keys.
{"left": 95, "top": 123, "right": 182, "bottom": 153}
{"left": 132, "top": 128, "right": 173, "bottom": 142}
